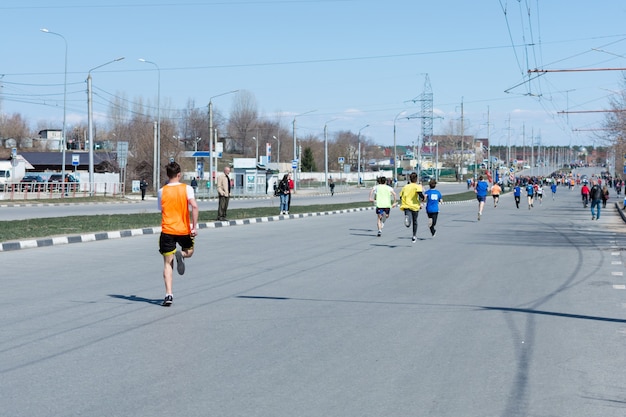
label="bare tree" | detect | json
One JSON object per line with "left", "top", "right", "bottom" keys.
{"left": 227, "top": 90, "right": 258, "bottom": 155}
{"left": 0, "top": 113, "right": 31, "bottom": 142}
{"left": 178, "top": 99, "right": 209, "bottom": 151}
{"left": 604, "top": 77, "right": 626, "bottom": 175}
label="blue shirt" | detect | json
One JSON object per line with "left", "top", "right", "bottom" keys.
{"left": 425, "top": 189, "right": 442, "bottom": 213}
{"left": 551, "top": 184, "right": 557, "bottom": 193}
{"left": 514, "top": 186, "right": 521, "bottom": 197}
{"left": 475, "top": 180, "right": 488, "bottom": 197}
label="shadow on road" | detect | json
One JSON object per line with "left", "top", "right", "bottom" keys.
{"left": 108, "top": 294, "right": 163, "bottom": 305}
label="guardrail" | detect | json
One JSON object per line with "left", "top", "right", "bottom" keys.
{"left": 0, "top": 182, "right": 126, "bottom": 200}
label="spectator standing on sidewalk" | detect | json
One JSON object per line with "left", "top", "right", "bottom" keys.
{"left": 190, "top": 176, "right": 198, "bottom": 196}
{"left": 277, "top": 173, "right": 291, "bottom": 215}
{"left": 217, "top": 167, "right": 231, "bottom": 221}
{"left": 140, "top": 178, "right": 148, "bottom": 201}
{"left": 287, "top": 172, "right": 294, "bottom": 211}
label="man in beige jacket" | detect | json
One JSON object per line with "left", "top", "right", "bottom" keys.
{"left": 217, "top": 166, "right": 231, "bottom": 221}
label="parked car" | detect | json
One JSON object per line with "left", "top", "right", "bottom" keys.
{"left": 48, "top": 173, "right": 79, "bottom": 192}
{"left": 20, "top": 175, "right": 46, "bottom": 192}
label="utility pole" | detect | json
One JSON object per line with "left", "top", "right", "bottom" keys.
{"left": 460, "top": 98, "right": 464, "bottom": 180}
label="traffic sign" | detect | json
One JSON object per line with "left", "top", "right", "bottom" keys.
{"left": 72, "top": 154, "right": 80, "bottom": 166}
{"left": 338, "top": 157, "right": 345, "bottom": 164}
{"left": 292, "top": 159, "right": 298, "bottom": 169}
{"left": 192, "top": 151, "right": 211, "bottom": 157}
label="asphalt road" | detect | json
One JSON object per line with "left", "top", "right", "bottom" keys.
{"left": 3, "top": 173, "right": 626, "bottom": 417}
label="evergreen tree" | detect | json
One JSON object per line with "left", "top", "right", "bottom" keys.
{"left": 301, "top": 147, "right": 317, "bottom": 172}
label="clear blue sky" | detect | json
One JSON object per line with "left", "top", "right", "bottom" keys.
{"left": 2, "top": 0, "right": 626, "bottom": 150}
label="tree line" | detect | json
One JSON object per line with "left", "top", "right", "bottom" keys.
{"left": 0, "top": 89, "right": 385, "bottom": 187}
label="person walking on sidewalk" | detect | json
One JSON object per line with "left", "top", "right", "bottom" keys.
{"left": 590, "top": 180, "right": 603, "bottom": 220}
{"left": 424, "top": 179, "right": 442, "bottom": 237}
{"left": 399, "top": 172, "right": 423, "bottom": 243}
{"left": 158, "top": 161, "right": 199, "bottom": 307}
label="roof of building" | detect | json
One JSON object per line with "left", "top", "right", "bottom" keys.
{"left": 19, "top": 151, "right": 115, "bottom": 167}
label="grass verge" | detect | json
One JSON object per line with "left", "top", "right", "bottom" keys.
{"left": 0, "top": 191, "right": 478, "bottom": 243}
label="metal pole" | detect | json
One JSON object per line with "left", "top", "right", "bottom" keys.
{"left": 324, "top": 119, "right": 337, "bottom": 191}
{"left": 324, "top": 124, "right": 329, "bottom": 189}
{"left": 358, "top": 124, "right": 369, "bottom": 186}
{"left": 393, "top": 111, "right": 407, "bottom": 186}
{"left": 153, "top": 121, "right": 157, "bottom": 191}
{"left": 139, "top": 59, "right": 160, "bottom": 190}
{"left": 292, "top": 109, "right": 316, "bottom": 192}
{"left": 208, "top": 101, "right": 213, "bottom": 195}
{"left": 194, "top": 137, "right": 199, "bottom": 178}
{"left": 436, "top": 141, "right": 439, "bottom": 181}
{"left": 87, "top": 57, "right": 124, "bottom": 195}
{"left": 41, "top": 28, "right": 67, "bottom": 195}
{"left": 292, "top": 117, "right": 297, "bottom": 191}
{"left": 87, "top": 73, "right": 93, "bottom": 193}
{"left": 208, "top": 90, "right": 239, "bottom": 196}
{"left": 272, "top": 135, "right": 280, "bottom": 163}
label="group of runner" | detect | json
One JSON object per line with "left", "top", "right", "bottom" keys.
{"left": 369, "top": 174, "right": 442, "bottom": 243}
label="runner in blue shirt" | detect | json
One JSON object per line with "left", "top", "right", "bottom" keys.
{"left": 424, "top": 179, "right": 443, "bottom": 237}
{"left": 475, "top": 175, "right": 489, "bottom": 220}
{"left": 551, "top": 182, "right": 557, "bottom": 200}
{"left": 513, "top": 184, "right": 521, "bottom": 209}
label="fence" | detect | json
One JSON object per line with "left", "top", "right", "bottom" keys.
{"left": 0, "top": 181, "right": 126, "bottom": 201}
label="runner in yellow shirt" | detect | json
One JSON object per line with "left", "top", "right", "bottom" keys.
{"left": 399, "top": 172, "right": 424, "bottom": 243}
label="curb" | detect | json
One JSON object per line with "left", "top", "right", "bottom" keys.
{"left": 0, "top": 207, "right": 376, "bottom": 252}
{"left": 616, "top": 201, "right": 626, "bottom": 223}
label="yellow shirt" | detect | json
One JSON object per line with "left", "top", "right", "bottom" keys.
{"left": 399, "top": 182, "right": 423, "bottom": 211}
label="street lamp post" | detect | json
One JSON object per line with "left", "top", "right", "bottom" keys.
{"left": 252, "top": 136, "right": 259, "bottom": 163}
{"left": 393, "top": 111, "right": 408, "bottom": 186}
{"left": 324, "top": 119, "right": 337, "bottom": 190}
{"left": 40, "top": 28, "right": 67, "bottom": 195}
{"left": 357, "top": 124, "right": 369, "bottom": 186}
{"left": 87, "top": 57, "right": 124, "bottom": 195}
{"left": 138, "top": 58, "right": 160, "bottom": 191}
{"left": 194, "top": 137, "right": 201, "bottom": 178}
{"left": 425, "top": 141, "right": 439, "bottom": 180}
{"left": 208, "top": 90, "right": 239, "bottom": 196}
{"left": 272, "top": 134, "right": 280, "bottom": 163}
{"left": 292, "top": 109, "right": 316, "bottom": 192}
